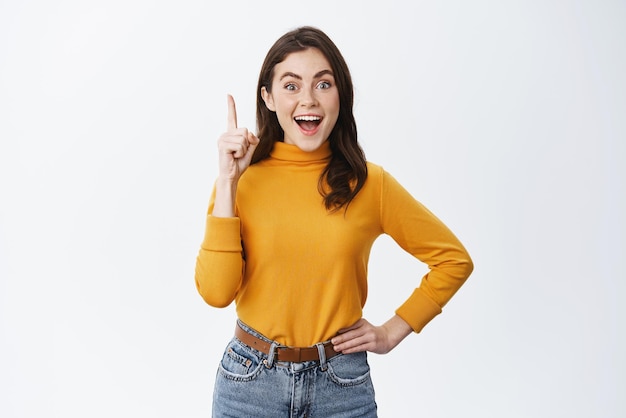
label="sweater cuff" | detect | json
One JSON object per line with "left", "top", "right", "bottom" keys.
{"left": 201, "top": 215, "right": 242, "bottom": 252}
{"left": 395, "top": 288, "right": 443, "bottom": 333}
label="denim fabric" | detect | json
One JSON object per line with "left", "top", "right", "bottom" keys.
{"left": 212, "top": 321, "right": 377, "bottom": 417}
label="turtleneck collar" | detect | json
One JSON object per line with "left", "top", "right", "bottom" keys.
{"left": 269, "top": 140, "right": 332, "bottom": 163}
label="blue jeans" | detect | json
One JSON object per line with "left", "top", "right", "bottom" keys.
{"left": 212, "top": 321, "right": 377, "bottom": 417}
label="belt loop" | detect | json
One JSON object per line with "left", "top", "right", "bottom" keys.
{"left": 264, "top": 342, "right": 278, "bottom": 369}
{"left": 316, "top": 343, "right": 328, "bottom": 371}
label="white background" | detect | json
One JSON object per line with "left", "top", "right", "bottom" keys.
{"left": 1, "top": 0, "right": 624, "bottom": 417}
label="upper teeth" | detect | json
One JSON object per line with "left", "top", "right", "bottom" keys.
{"left": 295, "top": 116, "right": 321, "bottom": 121}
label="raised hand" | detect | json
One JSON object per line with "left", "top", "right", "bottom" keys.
{"left": 212, "top": 95, "right": 260, "bottom": 218}
{"left": 217, "top": 94, "right": 260, "bottom": 182}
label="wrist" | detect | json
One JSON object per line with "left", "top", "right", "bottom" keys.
{"left": 212, "top": 178, "right": 238, "bottom": 218}
{"left": 216, "top": 175, "right": 238, "bottom": 187}
{"left": 383, "top": 315, "right": 413, "bottom": 349}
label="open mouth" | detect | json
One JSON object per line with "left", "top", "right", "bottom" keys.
{"left": 294, "top": 115, "right": 322, "bottom": 132}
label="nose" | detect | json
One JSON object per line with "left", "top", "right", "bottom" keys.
{"left": 299, "top": 87, "right": 318, "bottom": 107}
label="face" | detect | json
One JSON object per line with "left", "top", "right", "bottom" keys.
{"left": 261, "top": 48, "right": 340, "bottom": 152}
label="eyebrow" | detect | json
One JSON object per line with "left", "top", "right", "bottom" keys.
{"left": 279, "top": 69, "right": 334, "bottom": 81}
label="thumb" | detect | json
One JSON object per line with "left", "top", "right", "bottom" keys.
{"left": 241, "top": 132, "right": 260, "bottom": 164}
{"left": 248, "top": 132, "right": 260, "bottom": 146}
{"left": 247, "top": 132, "right": 260, "bottom": 155}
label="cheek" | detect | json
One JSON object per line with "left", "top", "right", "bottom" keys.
{"left": 274, "top": 98, "right": 295, "bottom": 117}
{"left": 275, "top": 110, "right": 292, "bottom": 124}
{"left": 326, "top": 101, "right": 340, "bottom": 126}
{"left": 327, "top": 114, "right": 339, "bottom": 132}
{"left": 274, "top": 110, "right": 294, "bottom": 131}
{"left": 324, "top": 95, "right": 340, "bottom": 116}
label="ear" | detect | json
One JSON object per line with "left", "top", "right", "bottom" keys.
{"left": 261, "top": 86, "right": 276, "bottom": 112}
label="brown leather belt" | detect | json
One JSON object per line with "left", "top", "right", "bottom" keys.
{"left": 235, "top": 323, "right": 339, "bottom": 363}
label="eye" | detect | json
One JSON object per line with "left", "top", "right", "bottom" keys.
{"left": 285, "top": 83, "right": 298, "bottom": 91}
{"left": 317, "top": 81, "right": 332, "bottom": 89}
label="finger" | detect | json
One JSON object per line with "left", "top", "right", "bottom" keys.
{"left": 331, "top": 328, "right": 363, "bottom": 346}
{"left": 219, "top": 138, "right": 249, "bottom": 159}
{"left": 245, "top": 132, "right": 259, "bottom": 156}
{"left": 337, "top": 342, "right": 370, "bottom": 354}
{"left": 219, "top": 132, "right": 249, "bottom": 150}
{"left": 226, "top": 94, "right": 238, "bottom": 131}
{"left": 242, "top": 133, "right": 259, "bottom": 159}
{"left": 333, "top": 334, "right": 370, "bottom": 353}
{"left": 247, "top": 131, "right": 260, "bottom": 146}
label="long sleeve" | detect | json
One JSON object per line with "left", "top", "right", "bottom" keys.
{"left": 379, "top": 170, "right": 474, "bottom": 332}
{"left": 194, "top": 187, "right": 245, "bottom": 308}
{"left": 193, "top": 141, "right": 472, "bottom": 345}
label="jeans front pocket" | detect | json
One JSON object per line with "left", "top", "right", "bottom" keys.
{"left": 218, "top": 338, "right": 264, "bottom": 382}
{"left": 326, "top": 351, "right": 371, "bottom": 387}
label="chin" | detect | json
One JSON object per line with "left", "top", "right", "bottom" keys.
{"left": 293, "top": 139, "right": 326, "bottom": 152}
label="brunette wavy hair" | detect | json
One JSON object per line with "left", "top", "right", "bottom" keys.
{"left": 251, "top": 26, "right": 367, "bottom": 212}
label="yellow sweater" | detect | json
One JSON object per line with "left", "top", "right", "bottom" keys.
{"left": 195, "top": 141, "right": 473, "bottom": 346}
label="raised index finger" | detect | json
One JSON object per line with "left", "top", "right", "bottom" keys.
{"left": 226, "top": 94, "right": 238, "bottom": 130}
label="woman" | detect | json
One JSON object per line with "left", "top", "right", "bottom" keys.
{"left": 195, "top": 26, "right": 473, "bottom": 417}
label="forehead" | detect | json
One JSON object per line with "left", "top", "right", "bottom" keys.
{"left": 273, "top": 48, "right": 333, "bottom": 79}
